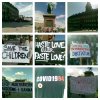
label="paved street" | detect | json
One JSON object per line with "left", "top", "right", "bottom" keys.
{"left": 68, "top": 30, "right": 97, "bottom": 33}
{"left": 4, "top": 92, "right": 32, "bottom": 98}
{"left": 2, "top": 22, "right": 32, "bottom": 33}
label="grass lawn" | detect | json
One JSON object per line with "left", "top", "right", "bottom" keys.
{"left": 7, "top": 92, "right": 32, "bottom": 98}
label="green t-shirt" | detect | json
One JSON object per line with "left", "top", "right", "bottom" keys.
{"left": 35, "top": 68, "right": 65, "bottom": 98}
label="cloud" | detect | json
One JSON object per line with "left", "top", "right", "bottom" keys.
{"left": 3, "top": 71, "right": 26, "bottom": 82}
{"left": 10, "top": 2, "right": 32, "bottom": 17}
{"left": 56, "top": 15, "right": 65, "bottom": 19}
{"left": 90, "top": 2, "right": 98, "bottom": 9}
{"left": 10, "top": 2, "right": 26, "bottom": 9}
{"left": 15, "top": 72, "right": 26, "bottom": 76}
{"left": 5, "top": 76, "right": 15, "bottom": 82}
{"left": 10, "top": 2, "right": 16, "bottom": 5}
{"left": 55, "top": 14, "right": 65, "bottom": 28}
{"left": 19, "top": 4, "right": 32, "bottom": 17}
{"left": 56, "top": 19, "right": 65, "bottom": 28}
{"left": 68, "top": 68, "right": 84, "bottom": 77}
{"left": 35, "top": 11, "right": 44, "bottom": 23}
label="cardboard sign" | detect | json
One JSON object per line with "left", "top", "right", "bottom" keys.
{"left": 70, "top": 76, "right": 97, "bottom": 94}
{"left": 70, "top": 43, "right": 91, "bottom": 58}
{"left": 2, "top": 44, "right": 29, "bottom": 63}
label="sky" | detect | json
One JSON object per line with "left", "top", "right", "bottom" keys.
{"left": 68, "top": 67, "right": 98, "bottom": 77}
{"left": 68, "top": 2, "right": 98, "bottom": 17}
{"left": 35, "top": 2, "right": 65, "bottom": 28}
{"left": 54, "top": 35, "right": 65, "bottom": 41}
{"left": 11, "top": 2, "right": 33, "bottom": 17}
{"left": 2, "top": 68, "right": 32, "bottom": 82}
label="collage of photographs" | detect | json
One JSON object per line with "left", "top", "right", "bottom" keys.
{"left": 1, "top": 0, "right": 99, "bottom": 99}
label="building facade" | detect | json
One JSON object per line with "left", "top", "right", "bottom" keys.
{"left": 2, "top": 77, "right": 32, "bottom": 93}
{"left": 68, "top": 2, "right": 98, "bottom": 32}
{"left": 2, "top": 2, "right": 19, "bottom": 21}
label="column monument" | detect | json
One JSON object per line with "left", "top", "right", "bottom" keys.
{"left": 43, "top": 2, "right": 56, "bottom": 32}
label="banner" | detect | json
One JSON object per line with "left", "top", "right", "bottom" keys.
{"left": 35, "top": 41, "right": 65, "bottom": 64}
{"left": 2, "top": 44, "right": 29, "bottom": 63}
{"left": 70, "top": 76, "right": 97, "bottom": 94}
{"left": 70, "top": 43, "right": 91, "bottom": 58}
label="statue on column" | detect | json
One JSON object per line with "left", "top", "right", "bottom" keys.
{"left": 47, "top": 2, "right": 55, "bottom": 14}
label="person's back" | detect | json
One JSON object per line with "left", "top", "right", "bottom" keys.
{"left": 35, "top": 68, "right": 65, "bottom": 98}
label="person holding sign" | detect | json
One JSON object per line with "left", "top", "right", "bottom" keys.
{"left": 29, "top": 36, "right": 33, "bottom": 65}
